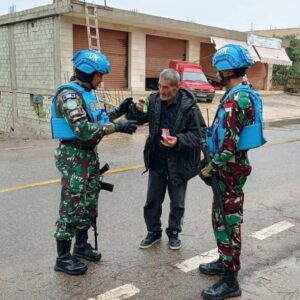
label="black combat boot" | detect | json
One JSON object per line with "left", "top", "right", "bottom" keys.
{"left": 201, "top": 270, "right": 241, "bottom": 300}
{"left": 73, "top": 229, "right": 102, "bottom": 261}
{"left": 199, "top": 257, "right": 225, "bottom": 275}
{"left": 54, "top": 239, "right": 88, "bottom": 275}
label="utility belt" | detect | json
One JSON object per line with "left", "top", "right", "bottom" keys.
{"left": 60, "top": 140, "right": 96, "bottom": 150}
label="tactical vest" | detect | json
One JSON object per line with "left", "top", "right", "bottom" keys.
{"left": 51, "top": 82, "right": 109, "bottom": 140}
{"left": 206, "top": 84, "right": 267, "bottom": 154}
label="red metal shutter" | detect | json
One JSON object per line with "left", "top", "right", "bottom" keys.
{"left": 73, "top": 24, "right": 88, "bottom": 53}
{"left": 73, "top": 25, "right": 128, "bottom": 89}
{"left": 200, "top": 42, "right": 217, "bottom": 78}
{"left": 247, "top": 62, "right": 267, "bottom": 90}
{"left": 146, "top": 35, "right": 186, "bottom": 78}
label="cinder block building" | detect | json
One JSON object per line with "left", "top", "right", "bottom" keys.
{"left": 254, "top": 27, "right": 300, "bottom": 39}
{"left": 0, "top": 0, "right": 292, "bottom": 136}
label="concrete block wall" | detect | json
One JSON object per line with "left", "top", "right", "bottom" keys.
{"left": 16, "top": 93, "right": 51, "bottom": 121}
{"left": 15, "top": 93, "right": 52, "bottom": 137}
{"left": 59, "top": 16, "right": 73, "bottom": 83}
{"left": 0, "top": 26, "right": 11, "bottom": 88}
{"left": 0, "top": 26, "right": 14, "bottom": 133}
{"left": 14, "top": 17, "right": 56, "bottom": 90}
{"left": 0, "top": 17, "right": 56, "bottom": 137}
{"left": 0, "top": 92, "right": 13, "bottom": 133}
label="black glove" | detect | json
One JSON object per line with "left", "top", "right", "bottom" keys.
{"left": 114, "top": 120, "right": 138, "bottom": 135}
{"left": 199, "top": 159, "right": 212, "bottom": 186}
{"left": 114, "top": 98, "right": 134, "bottom": 118}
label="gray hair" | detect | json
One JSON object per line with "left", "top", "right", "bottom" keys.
{"left": 159, "top": 68, "right": 180, "bottom": 85}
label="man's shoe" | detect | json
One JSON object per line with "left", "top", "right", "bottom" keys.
{"left": 139, "top": 232, "right": 162, "bottom": 249}
{"left": 73, "top": 229, "right": 101, "bottom": 262}
{"left": 55, "top": 240, "right": 88, "bottom": 275}
{"left": 199, "top": 257, "right": 225, "bottom": 275}
{"left": 201, "top": 270, "right": 241, "bottom": 300}
{"left": 168, "top": 231, "right": 181, "bottom": 250}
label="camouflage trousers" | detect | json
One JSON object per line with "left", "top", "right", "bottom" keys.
{"left": 54, "top": 144, "right": 100, "bottom": 241}
{"left": 212, "top": 162, "right": 252, "bottom": 271}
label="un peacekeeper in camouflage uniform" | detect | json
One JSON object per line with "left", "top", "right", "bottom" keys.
{"left": 52, "top": 49, "right": 137, "bottom": 276}
{"left": 199, "top": 45, "right": 256, "bottom": 299}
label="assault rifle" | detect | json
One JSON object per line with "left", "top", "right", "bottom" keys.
{"left": 193, "top": 108, "right": 233, "bottom": 248}
{"left": 91, "top": 163, "right": 114, "bottom": 250}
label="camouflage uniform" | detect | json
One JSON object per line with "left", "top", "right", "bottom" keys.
{"left": 54, "top": 87, "right": 108, "bottom": 241}
{"left": 208, "top": 87, "right": 254, "bottom": 271}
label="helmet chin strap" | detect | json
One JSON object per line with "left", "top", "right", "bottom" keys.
{"left": 218, "top": 71, "right": 239, "bottom": 86}
{"left": 74, "top": 77, "right": 94, "bottom": 90}
{"left": 74, "top": 69, "right": 97, "bottom": 90}
{"left": 89, "top": 81, "right": 97, "bottom": 90}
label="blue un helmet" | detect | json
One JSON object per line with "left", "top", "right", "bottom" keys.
{"left": 72, "top": 49, "right": 111, "bottom": 75}
{"left": 212, "top": 44, "right": 254, "bottom": 71}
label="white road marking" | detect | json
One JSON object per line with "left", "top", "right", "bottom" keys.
{"left": 89, "top": 283, "right": 140, "bottom": 300}
{"left": 175, "top": 248, "right": 219, "bottom": 273}
{"left": 176, "top": 220, "right": 296, "bottom": 273}
{"left": 251, "top": 220, "right": 295, "bottom": 240}
{"left": 89, "top": 220, "right": 295, "bottom": 299}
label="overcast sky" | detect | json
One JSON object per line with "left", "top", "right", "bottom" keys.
{"left": 1, "top": 0, "right": 299, "bottom": 31}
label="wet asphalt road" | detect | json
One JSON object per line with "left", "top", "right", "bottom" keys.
{"left": 0, "top": 122, "right": 299, "bottom": 300}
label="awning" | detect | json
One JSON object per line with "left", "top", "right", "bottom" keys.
{"left": 254, "top": 46, "right": 292, "bottom": 66}
{"left": 211, "top": 36, "right": 260, "bottom": 62}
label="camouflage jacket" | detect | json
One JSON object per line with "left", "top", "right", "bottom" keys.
{"left": 56, "top": 85, "right": 107, "bottom": 147}
{"left": 210, "top": 85, "right": 255, "bottom": 174}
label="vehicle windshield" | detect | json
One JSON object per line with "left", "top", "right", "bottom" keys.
{"left": 182, "top": 71, "right": 208, "bottom": 82}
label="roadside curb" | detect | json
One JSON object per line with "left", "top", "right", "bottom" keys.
{"left": 264, "top": 117, "right": 300, "bottom": 128}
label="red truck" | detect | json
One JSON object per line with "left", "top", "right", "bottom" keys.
{"left": 169, "top": 60, "right": 215, "bottom": 103}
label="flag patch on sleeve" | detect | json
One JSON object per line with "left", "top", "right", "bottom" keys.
{"left": 224, "top": 102, "right": 233, "bottom": 113}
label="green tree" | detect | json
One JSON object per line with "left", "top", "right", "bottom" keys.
{"left": 272, "top": 34, "right": 300, "bottom": 87}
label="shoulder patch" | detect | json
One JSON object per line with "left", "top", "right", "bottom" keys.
{"left": 57, "top": 88, "right": 78, "bottom": 101}
{"left": 66, "top": 99, "right": 78, "bottom": 110}
{"left": 237, "top": 91, "right": 251, "bottom": 109}
{"left": 224, "top": 102, "right": 233, "bottom": 113}
{"left": 57, "top": 89, "right": 83, "bottom": 106}
{"left": 62, "top": 93, "right": 77, "bottom": 101}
